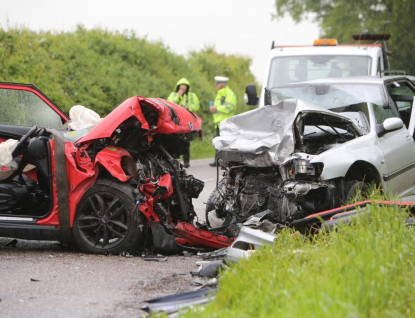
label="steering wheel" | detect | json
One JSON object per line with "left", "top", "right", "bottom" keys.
{"left": 12, "top": 125, "right": 40, "bottom": 158}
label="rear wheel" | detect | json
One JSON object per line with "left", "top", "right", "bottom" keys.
{"left": 72, "top": 179, "right": 146, "bottom": 254}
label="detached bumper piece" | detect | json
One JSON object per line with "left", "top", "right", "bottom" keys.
{"left": 151, "top": 221, "right": 234, "bottom": 255}
{"left": 173, "top": 222, "right": 235, "bottom": 249}
{"left": 142, "top": 288, "right": 217, "bottom": 316}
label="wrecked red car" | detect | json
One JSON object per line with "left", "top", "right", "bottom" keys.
{"left": 0, "top": 83, "right": 233, "bottom": 254}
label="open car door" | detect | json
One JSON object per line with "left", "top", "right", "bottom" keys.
{"left": 383, "top": 79, "right": 415, "bottom": 195}
{"left": 0, "top": 83, "right": 69, "bottom": 141}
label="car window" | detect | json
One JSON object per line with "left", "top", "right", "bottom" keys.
{"left": 388, "top": 82, "right": 415, "bottom": 109}
{"left": 387, "top": 81, "right": 415, "bottom": 128}
{"left": 372, "top": 103, "right": 399, "bottom": 124}
{"left": 0, "top": 88, "right": 64, "bottom": 129}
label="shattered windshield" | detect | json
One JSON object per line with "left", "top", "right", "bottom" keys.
{"left": 270, "top": 83, "right": 393, "bottom": 134}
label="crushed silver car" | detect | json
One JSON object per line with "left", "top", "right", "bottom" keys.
{"left": 206, "top": 76, "right": 415, "bottom": 228}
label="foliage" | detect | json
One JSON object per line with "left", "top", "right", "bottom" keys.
{"left": 186, "top": 201, "right": 415, "bottom": 317}
{"left": 0, "top": 26, "right": 257, "bottom": 153}
{"left": 190, "top": 136, "right": 215, "bottom": 159}
{"left": 273, "top": 0, "right": 415, "bottom": 74}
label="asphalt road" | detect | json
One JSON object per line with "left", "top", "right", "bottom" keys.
{"left": 0, "top": 158, "right": 219, "bottom": 318}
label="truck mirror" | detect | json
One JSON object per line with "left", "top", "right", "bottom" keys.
{"left": 245, "top": 84, "right": 258, "bottom": 106}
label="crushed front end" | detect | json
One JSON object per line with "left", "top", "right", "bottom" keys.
{"left": 207, "top": 99, "right": 362, "bottom": 229}
{"left": 74, "top": 96, "right": 234, "bottom": 254}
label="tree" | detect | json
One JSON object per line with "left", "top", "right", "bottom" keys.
{"left": 273, "top": 0, "right": 415, "bottom": 73}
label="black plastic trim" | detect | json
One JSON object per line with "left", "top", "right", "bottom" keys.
{"left": 0, "top": 222, "right": 60, "bottom": 241}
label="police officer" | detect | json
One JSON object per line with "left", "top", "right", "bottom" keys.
{"left": 209, "top": 76, "right": 237, "bottom": 166}
{"left": 167, "top": 78, "right": 200, "bottom": 112}
{"left": 167, "top": 78, "right": 200, "bottom": 168}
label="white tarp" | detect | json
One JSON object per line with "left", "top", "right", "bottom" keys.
{"left": 213, "top": 99, "right": 356, "bottom": 167}
{"left": 0, "top": 139, "right": 18, "bottom": 169}
{"left": 68, "top": 105, "right": 102, "bottom": 131}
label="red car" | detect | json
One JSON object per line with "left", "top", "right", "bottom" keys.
{"left": 0, "top": 83, "right": 233, "bottom": 254}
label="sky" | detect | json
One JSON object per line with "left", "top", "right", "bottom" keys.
{"left": 0, "top": 0, "right": 320, "bottom": 84}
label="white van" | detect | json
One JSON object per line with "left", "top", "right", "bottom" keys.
{"left": 246, "top": 35, "right": 391, "bottom": 107}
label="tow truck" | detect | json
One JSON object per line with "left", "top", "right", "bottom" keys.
{"left": 245, "top": 34, "right": 392, "bottom": 107}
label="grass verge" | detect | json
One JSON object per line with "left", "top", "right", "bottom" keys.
{"left": 190, "top": 135, "right": 215, "bottom": 159}
{"left": 184, "top": 201, "right": 415, "bottom": 317}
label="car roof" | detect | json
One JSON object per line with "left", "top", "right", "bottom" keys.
{"left": 268, "top": 45, "right": 382, "bottom": 59}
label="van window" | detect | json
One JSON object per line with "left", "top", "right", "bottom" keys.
{"left": 267, "top": 55, "right": 372, "bottom": 87}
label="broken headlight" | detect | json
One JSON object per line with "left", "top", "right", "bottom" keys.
{"left": 290, "top": 159, "right": 323, "bottom": 179}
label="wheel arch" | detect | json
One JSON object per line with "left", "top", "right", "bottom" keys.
{"left": 345, "top": 160, "right": 382, "bottom": 186}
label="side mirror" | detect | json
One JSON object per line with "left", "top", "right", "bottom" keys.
{"left": 244, "top": 84, "right": 258, "bottom": 106}
{"left": 377, "top": 117, "right": 404, "bottom": 137}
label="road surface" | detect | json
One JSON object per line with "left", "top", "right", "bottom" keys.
{"left": 0, "top": 158, "right": 219, "bottom": 317}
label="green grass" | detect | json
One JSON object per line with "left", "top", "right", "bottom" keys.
{"left": 189, "top": 133, "right": 216, "bottom": 159}
{"left": 184, "top": 200, "right": 415, "bottom": 317}
{"left": 190, "top": 137, "right": 215, "bottom": 159}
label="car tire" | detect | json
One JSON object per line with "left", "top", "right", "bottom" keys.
{"left": 344, "top": 180, "right": 369, "bottom": 203}
{"left": 205, "top": 179, "right": 226, "bottom": 228}
{"left": 72, "top": 178, "right": 146, "bottom": 254}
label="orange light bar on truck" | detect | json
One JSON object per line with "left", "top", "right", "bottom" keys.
{"left": 313, "top": 39, "right": 338, "bottom": 46}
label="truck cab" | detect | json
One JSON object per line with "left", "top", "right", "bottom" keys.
{"left": 246, "top": 35, "right": 391, "bottom": 107}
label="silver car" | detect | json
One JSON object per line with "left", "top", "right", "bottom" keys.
{"left": 206, "top": 76, "right": 415, "bottom": 228}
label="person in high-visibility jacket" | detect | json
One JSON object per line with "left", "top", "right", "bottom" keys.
{"left": 167, "top": 78, "right": 200, "bottom": 112}
{"left": 209, "top": 76, "right": 237, "bottom": 166}
{"left": 167, "top": 78, "right": 200, "bottom": 167}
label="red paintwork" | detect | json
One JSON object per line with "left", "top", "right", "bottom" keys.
{"left": 37, "top": 141, "right": 98, "bottom": 226}
{"left": 138, "top": 173, "right": 174, "bottom": 222}
{"left": 77, "top": 96, "right": 202, "bottom": 144}
{"left": 66, "top": 144, "right": 98, "bottom": 227}
{"left": 174, "top": 222, "right": 235, "bottom": 248}
{"left": 149, "top": 98, "right": 202, "bottom": 134}
{"left": 95, "top": 147, "right": 132, "bottom": 182}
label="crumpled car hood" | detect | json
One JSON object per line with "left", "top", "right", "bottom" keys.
{"left": 76, "top": 96, "right": 202, "bottom": 144}
{"left": 213, "top": 98, "right": 359, "bottom": 167}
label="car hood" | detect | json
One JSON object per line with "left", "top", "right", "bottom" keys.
{"left": 76, "top": 96, "right": 202, "bottom": 144}
{"left": 213, "top": 98, "right": 359, "bottom": 167}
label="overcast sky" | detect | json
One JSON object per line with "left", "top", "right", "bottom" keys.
{"left": 1, "top": 0, "right": 319, "bottom": 83}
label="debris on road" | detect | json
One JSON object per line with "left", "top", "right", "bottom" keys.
{"left": 3, "top": 239, "right": 18, "bottom": 247}
{"left": 143, "top": 257, "right": 168, "bottom": 262}
{"left": 141, "top": 288, "right": 216, "bottom": 316}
